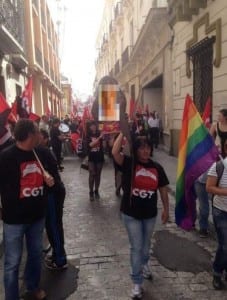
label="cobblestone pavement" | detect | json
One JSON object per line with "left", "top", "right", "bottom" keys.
{"left": 0, "top": 151, "right": 226, "bottom": 299}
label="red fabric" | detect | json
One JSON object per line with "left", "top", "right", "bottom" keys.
{"left": 29, "top": 112, "right": 40, "bottom": 122}
{"left": 202, "top": 97, "right": 211, "bottom": 129}
{"left": 70, "top": 132, "right": 80, "bottom": 152}
{"left": 8, "top": 100, "right": 18, "bottom": 123}
{"left": 0, "top": 93, "right": 10, "bottom": 113}
{"left": 22, "top": 77, "right": 33, "bottom": 110}
{"left": 0, "top": 93, "right": 11, "bottom": 138}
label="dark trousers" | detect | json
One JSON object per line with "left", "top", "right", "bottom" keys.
{"left": 45, "top": 185, "right": 67, "bottom": 266}
{"left": 149, "top": 127, "right": 159, "bottom": 148}
{"left": 52, "top": 146, "right": 62, "bottom": 167}
{"left": 88, "top": 161, "right": 103, "bottom": 193}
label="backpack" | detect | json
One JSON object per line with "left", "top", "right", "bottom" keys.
{"left": 211, "top": 160, "right": 224, "bottom": 202}
{"left": 216, "top": 160, "right": 224, "bottom": 187}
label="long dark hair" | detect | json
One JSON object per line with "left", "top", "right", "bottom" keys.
{"left": 132, "top": 135, "right": 153, "bottom": 162}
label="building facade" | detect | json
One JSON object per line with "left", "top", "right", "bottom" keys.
{"left": 61, "top": 77, "right": 73, "bottom": 118}
{"left": 169, "top": 0, "right": 227, "bottom": 155}
{"left": 0, "top": 0, "right": 62, "bottom": 117}
{"left": 95, "top": 0, "right": 173, "bottom": 152}
{"left": 95, "top": 0, "right": 227, "bottom": 156}
{"left": 24, "top": 0, "right": 62, "bottom": 116}
{"left": 0, "top": 0, "right": 27, "bottom": 104}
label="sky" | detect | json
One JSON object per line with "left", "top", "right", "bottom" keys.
{"left": 55, "top": 0, "right": 105, "bottom": 101}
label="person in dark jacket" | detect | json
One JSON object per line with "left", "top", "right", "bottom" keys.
{"left": 0, "top": 119, "right": 55, "bottom": 300}
{"left": 39, "top": 129, "right": 67, "bottom": 270}
{"left": 86, "top": 121, "right": 104, "bottom": 201}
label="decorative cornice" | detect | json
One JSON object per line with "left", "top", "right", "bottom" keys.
{"left": 186, "top": 13, "right": 222, "bottom": 78}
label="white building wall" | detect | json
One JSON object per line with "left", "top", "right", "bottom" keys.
{"left": 172, "top": 0, "right": 227, "bottom": 130}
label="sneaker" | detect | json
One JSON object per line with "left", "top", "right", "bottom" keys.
{"left": 45, "top": 260, "right": 68, "bottom": 271}
{"left": 199, "top": 229, "right": 208, "bottom": 238}
{"left": 42, "top": 244, "right": 51, "bottom": 254}
{"left": 131, "top": 284, "right": 143, "bottom": 299}
{"left": 94, "top": 190, "right": 100, "bottom": 200}
{"left": 143, "top": 263, "right": 153, "bottom": 280}
{"left": 213, "top": 275, "right": 224, "bottom": 290}
{"left": 44, "top": 254, "right": 53, "bottom": 263}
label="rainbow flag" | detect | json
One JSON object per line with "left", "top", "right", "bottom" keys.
{"left": 175, "top": 94, "right": 219, "bottom": 230}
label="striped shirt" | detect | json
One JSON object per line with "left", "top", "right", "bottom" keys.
{"left": 208, "top": 162, "right": 227, "bottom": 212}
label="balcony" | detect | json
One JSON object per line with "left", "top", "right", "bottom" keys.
{"left": 11, "top": 54, "right": 28, "bottom": 70}
{"left": 115, "top": 2, "right": 123, "bottom": 19}
{"left": 35, "top": 45, "right": 43, "bottom": 67}
{"left": 50, "top": 69, "right": 54, "bottom": 81}
{"left": 101, "top": 34, "right": 108, "bottom": 51}
{"left": 109, "top": 20, "right": 115, "bottom": 35}
{"left": 32, "top": 0, "right": 39, "bottom": 12}
{"left": 121, "top": 46, "right": 133, "bottom": 68}
{"left": 41, "top": 8, "right": 46, "bottom": 29}
{"left": 0, "top": 0, "right": 25, "bottom": 54}
{"left": 168, "top": 0, "right": 207, "bottom": 26}
{"left": 114, "top": 59, "right": 120, "bottom": 75}
{"left": 44, "top": 59, "right": 49, "bottom": 75}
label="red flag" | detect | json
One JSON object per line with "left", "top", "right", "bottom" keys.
{"left": 82, "top": 106, "right": 91, "bottom": 135}
{"left": 8, "top": 100, "right": 18, "bottom": 123}
{"left": 202, "top": 97, "right": 211, "bottom": 129}
{"left": 0, "top": 93, "right": 11, "bottom": 139}
{"left": 21, "top": 77, "right": 33, "bottom": 114}
{"left": 29, "top": 112, "right": 40, "bottom": 122}
{"left": 0, "top": 94, "right": 12, "bottom": 146}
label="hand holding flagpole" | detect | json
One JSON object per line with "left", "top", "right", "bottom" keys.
{"left": 33, "top": 149, "right": 55, "bottom": 187}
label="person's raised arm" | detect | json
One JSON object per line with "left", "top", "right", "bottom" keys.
{"left": 112, "top": 132, "right": 124, "bottom": 166}
{"left": 89, "top": 132, "right": 104, "bottom": 148}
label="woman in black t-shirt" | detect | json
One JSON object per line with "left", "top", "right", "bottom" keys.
{"left": 86, "top": 121, "right": 104, "bottom": 201}
{"left": 112, "top": 134, "right": 169, "bottom": 299}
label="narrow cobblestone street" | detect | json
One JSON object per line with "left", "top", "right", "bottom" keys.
{"left": 0, "top": 152, "right": 226, "bottom": 299}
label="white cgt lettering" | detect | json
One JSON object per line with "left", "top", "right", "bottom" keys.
{"left": 22, "top": 186, "right": 44, "bottom": 197}
{"left": 132, "top": 188, "right": 154, "bottom": 199}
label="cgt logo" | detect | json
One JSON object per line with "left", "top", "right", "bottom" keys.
{"left": 132, "top": 188, "right": 155, "bottom": 199}
{"left": 22, "top": 186, "right": 44, "bottom": 198}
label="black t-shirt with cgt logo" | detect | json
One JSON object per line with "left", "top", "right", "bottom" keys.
{"left": 120, "top": 156, "right": 169, "bottom": 219}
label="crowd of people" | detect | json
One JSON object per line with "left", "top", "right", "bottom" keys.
{"left": 0, "top": 106, "right": 227, "bottom": 299}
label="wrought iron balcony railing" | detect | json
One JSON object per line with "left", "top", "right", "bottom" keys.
{"left": 32, "top": 0, "right": 39, "bottom": 12}
{"left": 44, "top": 58, "right": 49, "bottom": 75}
{"left": 115, "top": 1, "right": 123, "bottom": 19}
{"left": 0, "top": 0, "right": 25, "bottom": 52}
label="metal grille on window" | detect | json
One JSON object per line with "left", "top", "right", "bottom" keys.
{"left": 187, "top": 36, "right": 215, "bottom": 115}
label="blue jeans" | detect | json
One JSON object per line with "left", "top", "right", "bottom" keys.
{"left": 121, "top": 213, "right": 156, "bottom": 284}
{"left": 194, "top": 181, "right": 210, "bottom": 230}
{"left": 212, "top": 207, "right": 227, "bottom": 276}
{"left": 3, "top": 218, "right": 45, "bottom": 300}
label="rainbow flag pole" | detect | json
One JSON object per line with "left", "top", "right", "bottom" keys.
{"left": 175, "top": 94, "right": 219, "bottom": 230}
